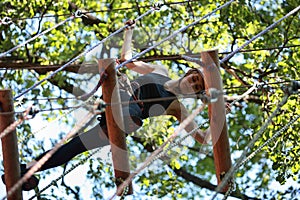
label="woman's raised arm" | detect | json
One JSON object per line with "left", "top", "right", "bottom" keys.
{"left": 121, "top": 21, "right": 168, "bottom": 76}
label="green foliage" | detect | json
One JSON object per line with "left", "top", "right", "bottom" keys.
{"left": 0, "top": 0, "right": 299, "bottom": 199}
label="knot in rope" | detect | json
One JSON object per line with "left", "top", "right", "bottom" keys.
{"left": 0, "top": 17, "right": 12, "bottom": 25}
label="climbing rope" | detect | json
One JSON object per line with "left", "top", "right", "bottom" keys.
{"left": 222, "top": 182, "right": 235, "bottom": 200}
{"left": 0, "top": 105, "right": 37, "bottom": 140}
{"left": 13, "top": 7, "right": 157, "bottom": 100}
{"left": 221, "top": 114, "right": 300, "bottom": 200}
{"left": 2, "top": 104, "right": 98, "bottom": 200}
{"left": 116, "top": 0, "right": 235, "bottom": 70}
{"left": 228, "top": 82, "right": 261, "bottom": 106}
{"left": 0, "top": 10, "right": 86, "bottom": 59}
{"left": 210, "top": 88, "right": 292, "bottom": 199}
{"left": 240, "top": 113, "right": 300, "bottom": 167}
{"left": 111, "top": 102, "right": 209, "bottom": 199}
{"left": 18, "top": 96, "right": 105, "bottom": 145}
{"left": 28, "top": 148, "right": 102, "bottom": 200}
{"left": 220, "top": 5, "right": 300, "bottom": 64}
{"left": 110, "top": 45, "right": 263, "bottom": 198}
{"left": 1, "top": 0, "right": 197, "bottom": 22}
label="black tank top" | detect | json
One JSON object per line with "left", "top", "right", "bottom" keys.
{"left": 133, "top": 73, "right": 176, "bottom": 119}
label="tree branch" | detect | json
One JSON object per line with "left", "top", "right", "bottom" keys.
{"left": 171, "top": 166, "right": 261, "bottom": 200}
{"left": 131, "top": 136, "right": 260, "bottom": 200}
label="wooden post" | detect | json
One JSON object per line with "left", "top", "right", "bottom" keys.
{"left": 98, "top": 59, "right": 133, "bottom": 195}
{"left": 0, "top": 90, "right": 23, "bottom": 200}
{"left": 200, "top": 50, "right": 232, "bottom": 192}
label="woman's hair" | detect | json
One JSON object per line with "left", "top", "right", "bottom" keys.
{"left": 182, "top": 68, "right": 205, "bottom": 97}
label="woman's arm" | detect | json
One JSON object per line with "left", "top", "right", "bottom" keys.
{"left": 121, "top": 23, "right": 168, "bottom": 76}
{"left": 166, "top": 100, "right": 211, "bottom": 144}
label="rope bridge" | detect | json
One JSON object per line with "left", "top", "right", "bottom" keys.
{"left": 0, "top": 1, "right": 299, "bottom": 199}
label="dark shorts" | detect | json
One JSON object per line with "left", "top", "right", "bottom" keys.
{"left": 99, "top": 90, "right": 143, "bottom": 134}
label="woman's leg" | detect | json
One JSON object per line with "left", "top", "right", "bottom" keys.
{"left": 32, "top": 125, "right": 109, "bottom": 171}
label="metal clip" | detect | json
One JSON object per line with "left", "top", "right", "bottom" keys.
{"left": 74, "top": 10, "right": 88, "bottom": 18}
{"left": 1, "top": 17, "right": 12, "bottom": 25}
{"left": 199, "top": 88, "right": 222, "bottom": 104}
{"left": 208, "top": 88, "right": 222, "bottom": 103}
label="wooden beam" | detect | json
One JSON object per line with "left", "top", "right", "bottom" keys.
{"left": 200, "top": 50, "right": 232, "bottom": 192}
{"left": 99, "top": 59, "right": 133, "bottom": 195}
{"left": 0, "top": 89, "right": 23, "bottom": 200}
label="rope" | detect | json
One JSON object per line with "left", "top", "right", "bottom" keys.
{"left": 115, "top": 0, "right": 236, "bottom": 70}
{"left": 210, "top": 92, "right": 290, "bottom": 200}
{"left": 240, "top": 113, "right": 300, "bottom": 167}
{"left": 8, "top": 79, "right": 295, "bottom": 104}
{"left": 28, "top": 148, "right": 102, "bottom": 200}
{"left": 0, "top": 14, "right": 77, "bottom": 58}
{"left": 23, "top": 72, "right": 256, "bottom": 199}
{"left": 220, "top": 5, "right": 300, "bottom": 64}
{"left": 13, "top": 7, "right": 156, "bottom": 100}
{"left": 228, "top": 82, "right": 260, "bottom": 106}
{"left": 17, "top": 98, "right": 100, "bottom": 145}
{"left": 220, "top": 114, "right": 300, "bottom": 200}
{"left": 209, "top": 6, "right": 300, "bottom": 197}
{"left": 2, "top": 109, "right": 97, "bottom": 200}
{"left": 111, "top": 103, "right": 208, "bottom": 199}
{"left": 4, "top": 0, "right": 198, "bottom": 22}
{"left": 0, "top": 105, "right": 33, "bottom": 140}
{"left": 222, "top": 183, "right": 235, "bottom": 200}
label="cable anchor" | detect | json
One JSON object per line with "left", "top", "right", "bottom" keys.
{"left": 199, "top": 88, "right": 223, "bottom": 104}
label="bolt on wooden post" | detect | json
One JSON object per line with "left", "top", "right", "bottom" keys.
{"left": 98, "top": 59, "right": 133, "bottom": 195}
{"left": 200, "top": 50, "right": 232, "bottom": 192}
{"left": 0, "top": 89, "right": 23, "bottom": 200}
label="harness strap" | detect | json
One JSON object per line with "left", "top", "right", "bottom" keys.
{"left": 116, "top": 59, "right": 144, "bottom": 110}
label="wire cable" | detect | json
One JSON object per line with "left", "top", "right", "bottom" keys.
{"left": 111, "top": 103, "right": 208, "bottom": 199}
{"left": 0, "top": 14, "right": 77, "bottom": 58}
{"left": 211, "top": 92, "right": 290, "bottom": 199}
{"left": 5, "top": 0, "right": 201, "bottom": 22}
{"left": 13, "top": 8, "right": 156, "bottom": 100}
{"left": 116, "top": 0, "right": 236, "bottom": 70}
{"left": 220, "top": 5, "right": 300, "bottom": 64}
{"left": 28, "top": 148, "right": 102, "bottom": 200}
{"left": 0, "top": 105, "right": 33, "bottom": 140}
{"left": 2, "top": 110, "right": 96, "bottom": 200}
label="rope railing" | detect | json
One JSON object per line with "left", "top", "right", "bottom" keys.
{"left": 2, "top": 109, "right": 97, "bottom": 200}
{"left": 211, "top": 92, "right": 290, "bottom": 199}
{"left": 0, "top": 11, "right": 82, "bottom": 58}
{"left": 13, "top": 7, "right": 157, "bottom": 100}
{"left": 220, "top": 5, "right": 300, "bottom": 64}
{"left": 28, "top": 148, "right": 102, "bottom": 200}
{"left": 116, "top": 0, "right": 236, "bottom": 70}
{"left": 110, "top": 103, "right": 208, "bottom": 200}
{"left": 0, "top": 105, "right": 34, "bottom": 140}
